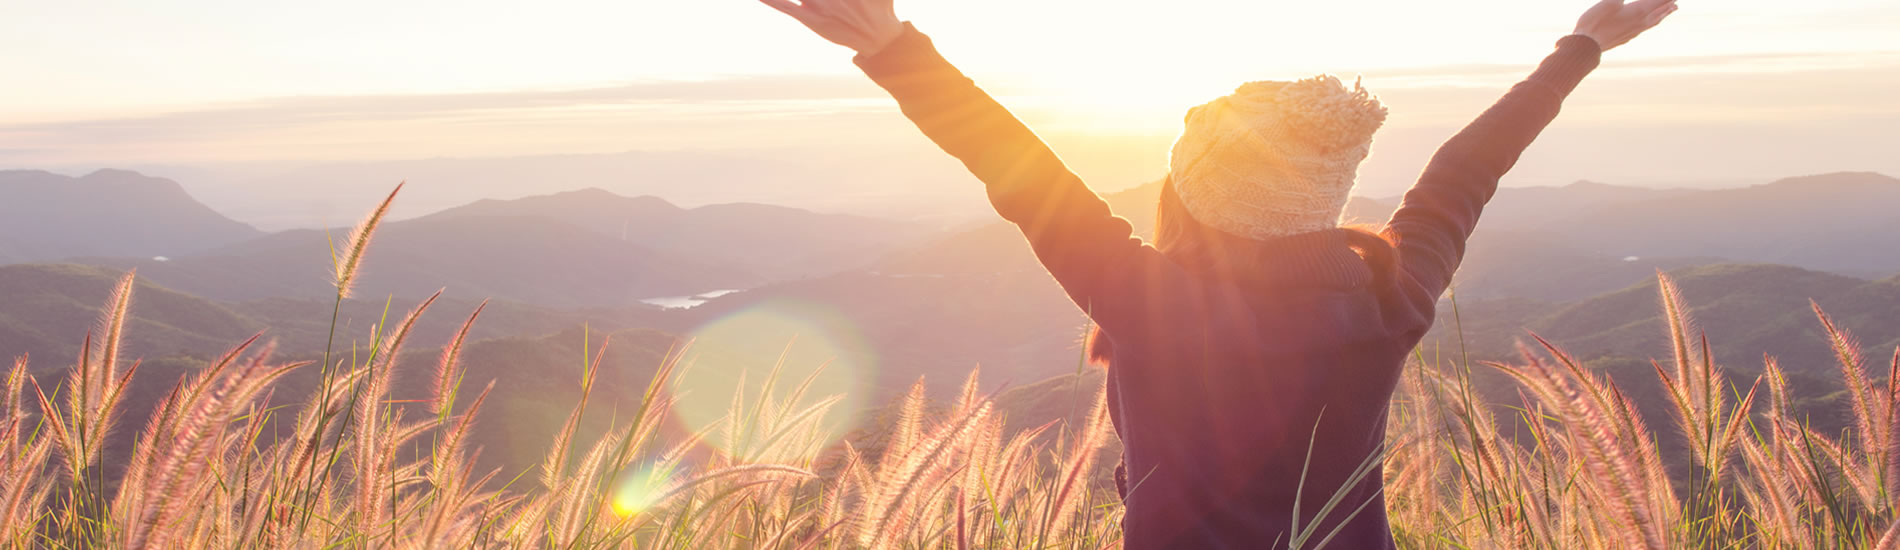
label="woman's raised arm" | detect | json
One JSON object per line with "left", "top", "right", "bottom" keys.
{"left": 1385, "top": 0, "right": 1679, "bottom": 298}
{"left": 760, "top": 1, "right": 1192, "bottom": 333}
{"left": 758, "top": 0, "right": 904, "bottom": 55}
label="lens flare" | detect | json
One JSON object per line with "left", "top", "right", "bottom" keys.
{"left": 609, "top": 465, "right": 676, "bottom": 518}
{"left": 671, "top": 299, "right": 872, "bottom": 461}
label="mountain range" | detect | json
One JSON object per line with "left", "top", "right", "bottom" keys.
{"left": 63, "top": 185, "right": 933, "bottom": 308}
{"left": 4, "top": 168, "right": 1896, "bottom": 384}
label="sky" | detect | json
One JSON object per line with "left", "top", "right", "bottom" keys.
{"left": 2, "top": 0, "right": 1898, "bottom": 220}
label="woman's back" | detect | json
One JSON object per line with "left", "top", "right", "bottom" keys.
{"left": 1100, "top": 228, "right": 1428, "bottom": 549}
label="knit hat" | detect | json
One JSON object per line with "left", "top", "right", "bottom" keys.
{"left": 1168, "top": 75, "right": 1388, "bottom": 240}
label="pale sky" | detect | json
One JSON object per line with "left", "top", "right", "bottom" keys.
{"left": 2, "top": 0, "right": 1898, "bottom": 218}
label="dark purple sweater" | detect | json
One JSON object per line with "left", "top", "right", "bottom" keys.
{"left": 857, "top": 26, "right": 1600, "bottom": 549}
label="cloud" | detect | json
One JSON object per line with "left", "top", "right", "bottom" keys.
{"left": 0, "top": 74, "right": 887, "bottom": 136}
{"left": 1, "top": 51, "right": 1897, "bottom": 169}
{"left": 1370, "top": 51, "right": 1900, "bottom": 85}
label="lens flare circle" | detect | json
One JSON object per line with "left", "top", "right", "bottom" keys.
{"left": 609, "top": 464, "right": 676, "bottom": 518}
{"left": 671, "top": 299, "right": 872, "bottom": 461}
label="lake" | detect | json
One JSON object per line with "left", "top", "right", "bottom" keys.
{"left": 641, "top": 289, "right": 742, "bottom": 310}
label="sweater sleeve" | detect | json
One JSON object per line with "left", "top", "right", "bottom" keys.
{"left": 1385, "top": 35, "right": 1602, "bottom": 299}
{"left": 856, "top": 24, "right": 1193, "bottom": 332}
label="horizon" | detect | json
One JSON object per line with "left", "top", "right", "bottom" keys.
{"left": 6, "top": 165, "right": 1894, "bottom": 233}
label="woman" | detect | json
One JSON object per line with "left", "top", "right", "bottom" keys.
{"left": 762, "top": 0, "right": 1677, "bottom": 547}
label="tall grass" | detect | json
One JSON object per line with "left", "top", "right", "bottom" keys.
{"left": 1387, "top": 273, "right": 1900, "bottom": 549}
{"left": 0, "top": 185, "right": 1124, "bottom": 549}
{"left": 0, "top": 185, "right": 1893, "bottom": 548}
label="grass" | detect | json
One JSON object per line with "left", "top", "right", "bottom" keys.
{"left": 1, "top": 184, "right": 1895, "bottom": 548}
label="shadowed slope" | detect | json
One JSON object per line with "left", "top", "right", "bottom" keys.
{"left": 0, "top": 170, "right": 261, "bottom": 262}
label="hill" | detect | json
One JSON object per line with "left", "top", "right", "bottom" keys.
{"left": 76, "top": 187, "right": 935, "bottom": 308}
{"left": 1463, "top": 172, "right": 1900, "bottom": 278}
{"left": 1418, "top": 263, "right": 1900, "bottom": 378}
{"left": 0, "top": 169, "right": 261, "bottom": 262}
{"left": 179, "top": 149, "right": 993, "bottom": 230}
{"left": 0, "top": 263, "right": 670, "bottom": 365}
{"left": 83, "top": 214, "right": 760, "bottom": 308}
{"left": 0, "top": 264, "right": 259, "bottom": 366}
{"left": 421, "top": 189, "right": 933, "bottom": 280}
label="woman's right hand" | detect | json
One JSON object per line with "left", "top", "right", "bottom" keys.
{"left": 1573, "top": 0, "right": 1680, "bottom": 52}
{"left": 760, "top": 0, "right": 906, "bottom": 55}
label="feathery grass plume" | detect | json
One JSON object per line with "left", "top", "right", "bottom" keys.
{"left": 1815, "top": 303, "right": 1891, "bottom": 488}
{"left": 549, "top": 430, "right": 622, "bottom": 544}
{"left": 856, "top": 400, "right": 993, "bottom": 549}
{"left": 542, "top": 331, "right": 608, "bottom": 489}
{"left": 1737, "top": 438, "right": 1806, "bottom": 547}
{"left": 1493, "top": 340, "right": 1669, "bottom": 549}
{"left": 30, "top": 269, "right": 145, "bottom": 545}
{"left": 1891, "top": 345, "right": 1900, "bottom": 504}
{"left": 427, "top": 381, "right": 494, "bottom": 498}
{"left": 94, "top": 269, "right": 135, "bottom": 396}
{"left": 952, "top": 368, "right": 982, "bottom": 418}
{"left": 1656, "top": 274, "right": 1722, "bottom": 466}
{"left": 332, "top": 182, "right": 402, "bottom": 300}
{"left": 433, "top": 300, "right": 487, "bottom": 423}
{"left": 80, "top": 272, "right": 140, "bottom": 492}
{"left": 1383, "top": 367, "right": 1447, "bottom": 534}
{"left": 110, "top": 335, "right": 262, "bottom": 529}
{"left": 651, "top": 464, "right": 817, "bottom": 510}
{"left": 1, "top": 356, "right": 55, "bottom": 547}
{"left": 1040, "top": 386, "right": 1110, "bottom": 542}
{"left": 990, "top": 420, "right": 1056, "bottom": 519}
{"left": 1651, "top": 273, "right": 1761, "bottom": 543}
{"left": 1880, "top": 520, "right": 1900, "bottom": 550}
{"left": 2, "top": 355, "right": 25, "bottom": 442}
{"left": 119, "top": 344, "right": 302, "bottom": 549}
{"left": 346, "top": 290, "right": 441, "bottom": 539}
{"left": 958, "top": 414, "right": 1004, "bottom": 521}
{"left": 418, "top": 379, "right": 495, "bottom": 546}
{"left": 885, "top": 378, "right": 927, "bottom": 468}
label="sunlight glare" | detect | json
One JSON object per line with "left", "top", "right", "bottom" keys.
{"left": 609, "top": 464, "right": 676, "bottom": 519}
{"left": 669, "top": 300, "right": 873, "bottom": 461}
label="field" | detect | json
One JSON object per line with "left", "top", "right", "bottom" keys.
{"left": 2, "top": 186, "right": 1895, "bottom": 549}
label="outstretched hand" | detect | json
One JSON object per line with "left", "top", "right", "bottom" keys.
{"left": 760, "top": 0, "right": 906, "bottom": 55}
{"left": 1574, "top": 0, "right": 1679, "bottom": 51}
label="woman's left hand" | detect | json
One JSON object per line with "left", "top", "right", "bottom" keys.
{"left": 1574, "top": 0, "right": 1679, "bottom": 52}
{"left": 759, "top": 0, "right": 906, "bottom": 55}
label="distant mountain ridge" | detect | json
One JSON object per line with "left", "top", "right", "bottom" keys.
{"left": 0, "top": 263, "right": 675, "bottom": 366}
{"left": 1359, "top": 172, "right": 1900, "bottom": 279}
{"left": 87, "top": 213, "right": 762, "bottom": 308}
{"left": 0, "top": 169, "right": 261, "bottom": 262}
{"left": 1411, "top": 263, "right": 1900, "bottom": 377}
{"left": 5, "top": 168, "right": 1895, "bottom": 310}
{"left": 1529, "top": 172, "right": 1900, "bottom": 276}
{"left": 0, "top": 171, "right": 933, "bottom": 307}
{"left": 421, "top": 188, "right": 934, "bottom": 279}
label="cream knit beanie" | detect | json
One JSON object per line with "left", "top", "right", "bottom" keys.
{"left": 1169, "top": 75, "right": 1388, "bottom": 240}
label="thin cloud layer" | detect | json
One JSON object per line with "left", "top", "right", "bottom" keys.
{"left": 2, "top": 51, "right": 1896, "bottom": 194}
